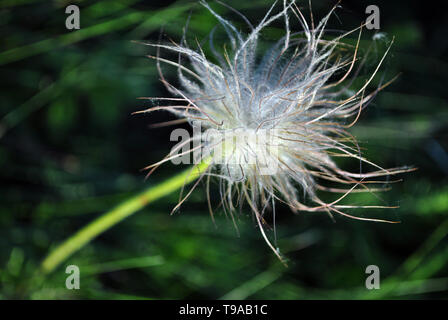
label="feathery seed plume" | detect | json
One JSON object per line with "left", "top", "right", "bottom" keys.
{"left": 136, "top": 1, "right": 413, "bottom": 264}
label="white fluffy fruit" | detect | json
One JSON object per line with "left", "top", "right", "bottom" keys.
{"left": 137, "top": 1, "right": 412, "bottom": 263}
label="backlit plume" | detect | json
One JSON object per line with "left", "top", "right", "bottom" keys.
{"left": 136, "top": 1, "right": 412, "bottom": 264}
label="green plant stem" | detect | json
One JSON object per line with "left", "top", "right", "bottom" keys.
{"left": 40, "top": 161, "right": 210, "bottom": 274}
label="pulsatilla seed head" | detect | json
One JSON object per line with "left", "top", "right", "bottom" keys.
{"left": 136, "top": 1, "right": 413, "bottom": 263}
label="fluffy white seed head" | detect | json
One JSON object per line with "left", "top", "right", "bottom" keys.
{"left": 138, "top": 1, "right": 413, "bottom": 263}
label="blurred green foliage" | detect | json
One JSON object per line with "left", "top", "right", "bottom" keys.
{"left": 0, "top": 0, "right": 447, "bottom": 299}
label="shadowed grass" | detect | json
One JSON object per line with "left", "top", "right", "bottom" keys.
{"left": 40, "top": 161, "right": 210, "bottom": 274}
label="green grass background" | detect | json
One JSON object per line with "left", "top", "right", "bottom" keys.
{"left": 1, "top": 0, "right": 447, "bottom": 299}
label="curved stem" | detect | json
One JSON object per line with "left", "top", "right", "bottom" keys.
{"left": 40, "top": 161, "right": 210, "bottom": 274}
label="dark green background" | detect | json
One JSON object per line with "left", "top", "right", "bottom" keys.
{"left": 1, "top": 0, "right": 447, "bottom": 299}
